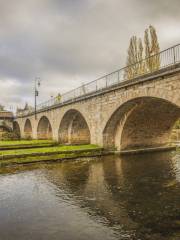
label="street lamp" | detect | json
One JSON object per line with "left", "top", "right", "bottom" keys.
{"left": 34, "top": 77, "right": 41, "bottom": 119}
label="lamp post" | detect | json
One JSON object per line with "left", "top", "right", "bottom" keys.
{"left": 34, "top": 77, "right": 41, "bottom": 120}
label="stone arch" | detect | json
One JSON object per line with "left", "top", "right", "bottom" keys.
{"left": 13, "top": 121, "right": 21, "bottom": 139}
{"left": 37, "top": 116, "right": 52, "bottom": 139}
{"left": 24, "top": 119, "right": 33, "bottom": 139}
{"left": 103, "top": 97, "right": 180, "bottom": 150}
{"left": 59, "top": 109, "right": 90, "bottom": 144}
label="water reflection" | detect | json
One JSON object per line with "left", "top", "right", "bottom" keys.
{"left": 46, "top": 152, "right": 180, "bottom": 239}
{"left": 0, "top": 151, "right": 180, "bottom": 240}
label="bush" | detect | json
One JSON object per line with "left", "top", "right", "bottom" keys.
{"left": 2, "top": 131, "right": 20, "bottom": 140}
{"left": 174, "top": 120, "right": 180, "bottom": 129}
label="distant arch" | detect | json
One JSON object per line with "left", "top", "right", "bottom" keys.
{"left": 24, "top": 119, "right": 33, "bottom": 139}
{"left": 59, "top": 109, "right": 90, "bottom": 144}
{"left": 13, "top": 121, "right": 21, "bottom": 139}
{"left": 37, "top": 116, "right": 52, "bottom": 139}
{"left": 103, "top": 97, "right": 180, "bottom": 150}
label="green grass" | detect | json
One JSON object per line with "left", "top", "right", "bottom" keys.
{"left": 0, "top": 144, "right": 100, "bottom": 156}
{"left": 0, "top": 140, "right": 55, "bottom": 146}
{"left": 0, "top": 150, "right": 103, "bottom": 168}
{"left": 0, "top": 144, "right": 104, "bottom": 168}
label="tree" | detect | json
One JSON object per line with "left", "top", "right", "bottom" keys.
{"left": 174, "top": 119, "right": 180, "bottom": 129}
{"left": 144, "top": 25, "right": 160, "bottom": 72}
{"left": 124, "top": 36, "right": 144, "bottom": 80}
{"left": 137, "top": 38, "right": 146, "bottom": 74}
{"left": 124, "top": 25, "right": 160, "bottom": 80}
{"left": 0, "top": 104, "right": 4, "bottom": 111}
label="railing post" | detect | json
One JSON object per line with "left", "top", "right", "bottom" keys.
{"left": 118, "top": 70, "right": 120, "bottom": 83}
{"left": 173, "top": 46, "right": 176, "bottom": 64}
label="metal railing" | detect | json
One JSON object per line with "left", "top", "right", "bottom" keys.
{"left": 17, "top": 43, "right": 180, "bottom": 116}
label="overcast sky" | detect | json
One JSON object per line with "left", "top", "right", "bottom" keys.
{"left": 0, "top": 0, "right": 180, "bottom": 110}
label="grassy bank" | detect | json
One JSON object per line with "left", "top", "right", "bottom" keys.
{"left": 0, "top": 140, "right": 57, "bottom": 150}
{"left": 0, "top": 143, "right": 104, "bottom": 167}
{"left": 0, "top": 144, "right": 101, "bottom": 157}
{"left": 0, "top": 140, "right": 54, "bottom": 146}
{"left": 0, "top": 149, "right": 103, "bottom": 167}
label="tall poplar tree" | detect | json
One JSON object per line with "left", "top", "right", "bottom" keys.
{"left": 124, "top": 36, "right": 144, "bottom": 79}
{"left": 124, "top": 25, "right": 160, "bottom": 80}
{"left": 144, "top": 25, "right": 160, "bottom": 71}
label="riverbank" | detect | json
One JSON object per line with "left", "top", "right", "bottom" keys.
{"left": 0, "top": 140, "right": 57, "bottom": 150}
{"left": 0, "top": 141, "right": 104, "bottom": 167}
{"left": 0, "top": 140, "right": 179, "bottom": 168}
{"left": 118, "top": 145, "right": 177, "bottom": 155}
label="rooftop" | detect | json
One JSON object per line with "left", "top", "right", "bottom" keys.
{"left": 0, "top": 111, "right": 14, "bottom": 118}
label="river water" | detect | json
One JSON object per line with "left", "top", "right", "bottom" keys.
{"left": 0, "top": 151, "right": 180, "bottom": 240}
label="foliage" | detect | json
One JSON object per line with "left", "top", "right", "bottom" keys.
{"left": 0, "top": 104, "right": 4, "bottom": 111}
{"left": 124, "top": 36, "right": 144, "bottom": 79}
{"left": 124, "top": 25, "right": 160, "bottom": 80}
{"left": 144, "top": 25, "right": 160, "bottom": 72}
{"left": 1, "top": 131, "right": 20, "bottom": 141}
{"left": 174, "top": 120, "right": 180, "bottom": 129}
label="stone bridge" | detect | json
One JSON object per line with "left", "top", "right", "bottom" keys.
{"left": 14, "top": 63, "right": 180, "bottom": 151}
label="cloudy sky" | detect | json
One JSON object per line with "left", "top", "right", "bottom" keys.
{"left": 0, "top": 0, "right": 180, "bottom": 110}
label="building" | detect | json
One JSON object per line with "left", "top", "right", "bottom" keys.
{"left": 16, "top": 103, "right": 34, "bottom": 117}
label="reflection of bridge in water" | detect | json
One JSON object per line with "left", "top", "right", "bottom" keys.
{"left": 15, "top": 44, "right": 180, "bottom": 151}
{"left": 44, "top": 152, "right": 180, "bottom": 239}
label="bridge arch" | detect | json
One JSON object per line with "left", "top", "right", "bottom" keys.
{"left": 103, "top": 97, "right": 180, "bottom": 150}
{"left": 37, "top": 116, "right": 52, "bottom": 140}
{"left": 13, "top": 121, "right": 21, "bottom": 139}
{"left": 24, "top": 119, "right": 33, "bottom": 139}
{"left": 59, "top": 109, "right": 90, "bottom": 144}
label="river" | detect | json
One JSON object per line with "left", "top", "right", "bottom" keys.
{"left": 0, "top": 150, "right": 180, "bottom": 240}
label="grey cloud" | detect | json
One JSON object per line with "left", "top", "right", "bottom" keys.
{"left": 0, "top": 0, "right": 179, "bottom": 108}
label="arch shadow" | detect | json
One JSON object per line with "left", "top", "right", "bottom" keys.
{"left": 24, "top": 119, "right": 33, "bottom": 139}
{"left": 37, "top": 116, "right": 52, "bottom": 140}
{"left": 13, "top": 121, "right": 21, "bottom": 139}
{"left": 103, "top": 97, "right": 180, "bottom": 150}
{"left": 59, "top": 109, "right": 90, "bottom": 144}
